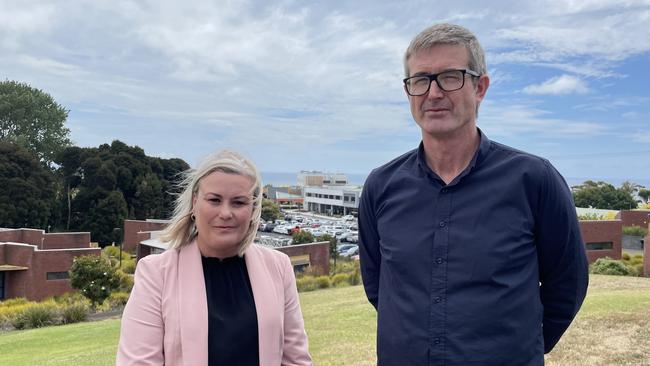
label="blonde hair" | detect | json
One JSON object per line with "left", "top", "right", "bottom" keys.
{"left": 160, "top": 149, "right": 262, "bottom": 256}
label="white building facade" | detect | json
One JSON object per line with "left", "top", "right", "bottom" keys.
{"left": 303, "top": 185, "right": 361, "bottom": 216}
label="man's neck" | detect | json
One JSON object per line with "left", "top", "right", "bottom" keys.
{"left": 422, "top": 126, "right": 480, "bottom": 185}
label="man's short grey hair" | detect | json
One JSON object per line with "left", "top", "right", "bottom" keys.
{"left": 160, "top": 149, "right": 262, "bottom": 256}
{"left": 404, "top": 23, "right": 487, "bottom": 78}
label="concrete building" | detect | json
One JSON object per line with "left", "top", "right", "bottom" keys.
{"left": 0, "top": 228, "right": 100, "bottom": 301}
{"left": 297, "top": 171, "right": 348, "bottom": 187}
{"left": 303, "top": 185, "right": 361, "bottom": 216}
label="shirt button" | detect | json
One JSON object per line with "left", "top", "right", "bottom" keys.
{"left": 434, "top": 296, "right": 442, "bottom": 303}
{"left": 439, "top": 220, "right": 446, "bottom": 227}
{"left": 441, "top": 188, "right": 448, "bottom": 193}
{"left": 436, "top": 257, "right": 443, "bottom": 264}
{"left": 433, "top": 338, "right": 441, "bottom": 345}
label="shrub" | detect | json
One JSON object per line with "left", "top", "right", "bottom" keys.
{"left": 296, "top": 277, "right": 318, "bottom": 292}
{"left": 622, "top": 225, "right": 649, "bottom": 237}
{"left": 331, "top": 273, "right": 351, "bottom": 287}
{"left": 622, "top": 253, "right": 631, "bottom": 261}
{"left": 105, "top": 291, "right": 130, "bottom": 309}
{"left": 61, "top": 302, "right": 89, "bottom": 324}
{"left": 69, "top": 255, "right": 121, "bottom": 307}
{"left": 51, "top": 292, "right": 89, "bottom": 306}
{"left": 121, "top": 259, "right": 136, "bottom": 274}
{"left": 589, "top": 257, "right": 633, "bottom": 276}
{"left": 12, "top": 302, "right": 59, "bottom": 330}
{"left": 577, "top": 213, "right": 604, "bottom": 220}
{"left": 0, "top": 299, "right": 35, "bottom": 328}
{"left": 117, "top": 270, "right": 134, "bottom": 293}
{"left": 315, "top": 276, "right": 331, "bottom": 289}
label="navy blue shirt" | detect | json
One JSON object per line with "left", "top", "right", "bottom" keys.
{"left": 358, "top": 130, "right": 588, "bottom": 366}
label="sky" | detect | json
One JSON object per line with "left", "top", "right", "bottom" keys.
{"left": 1, "top": 0, "right": 650, "bottom": 185}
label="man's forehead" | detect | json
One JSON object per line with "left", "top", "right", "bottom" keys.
{"left": 408, "top": 45, "right": 470, "bottom": 72}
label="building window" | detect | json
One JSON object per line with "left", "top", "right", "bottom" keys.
{"left": 47, "top": 271, "right": 70, "bottom": 280}
{"left": 586, "top": 242, "right": 613, "bottom": 250}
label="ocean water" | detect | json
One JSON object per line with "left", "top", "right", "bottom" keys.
{"left": 262, "top": 171, "right": 650, "bottom": 189}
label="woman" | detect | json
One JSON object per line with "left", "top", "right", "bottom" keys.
{"left": 117, "top": 150, "right": 312, "bottom": 366}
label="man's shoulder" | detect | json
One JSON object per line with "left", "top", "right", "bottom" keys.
{"left": 487, "top": 140, "right": 551, "bottom": 169}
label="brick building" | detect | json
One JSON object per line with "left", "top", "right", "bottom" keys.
{"left": 0, "top": 228, "right": 101, "bottom": 301}
{"left": 579, "top": 220, "right": 622, "bottom": 263}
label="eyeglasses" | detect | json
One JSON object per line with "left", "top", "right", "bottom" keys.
{"left": 403, "top": 69, "right": 480, "bottom": 96}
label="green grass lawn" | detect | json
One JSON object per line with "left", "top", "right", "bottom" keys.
{"left": 1, "top": 275, "right": 649, "bottom": 365}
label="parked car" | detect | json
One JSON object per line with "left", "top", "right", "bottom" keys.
{"left": 340, "top": 245, "right": 359, "bottom": 257}
{"left": 341, "top": 215, "right": 355, "bottom": 221}
{"left": 337, "top": 244, "right": 357, "bottom": 254}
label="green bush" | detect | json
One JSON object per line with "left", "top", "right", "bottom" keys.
{"left": 0, "top": 297, "right": 29, "bottom": 307}
{"left": 331, "top": 273, "right": 351, "bottom": 287}
{"left": 577, "top": 213, "right": 604, "bottom": 220}
{"left": 121, "top": 259, "right": 136, "bottom": 274}
{"left": 61, "top": 302, "right": 89, "bottom": 324}
{"left": 296, "top": 277, "right": 318, "bottom": 292}
{"left": 117, "top": 270, "right": 134, "bottom": 293}
{"left": 630, "top": 263, "right": 644, "bottom": 277}
{"left": 105, "top": 291, "right": 130, "bottom": 309}
{"left": 69, "top": 255, "right": 121, "bottom": 307}
{"left": 315, "top": 276, "right": 331, "bottom": 289}
{"left": 0, "top": 298, "right": 34, "bottom": 328}
{"left": 589, "top": 257, "right": 633, "bottom": 276}
{"left": 622, "top": 253, "right": 631, "bottom": 261}
{"left": 51, "top": 291, "right": 89, "bottom": 305}
{"left": 622, "top": 225, "right": 649, "bottom": 237}
{"left": 12, "top": 302, "right": 59, "bottom": 330}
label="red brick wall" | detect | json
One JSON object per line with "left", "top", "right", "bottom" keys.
{"left": 579, "top": 220, "right": 622, "bottom": 263}
{"left": 0, "top": 229, "right": 44, "bottom": 247}
{"left": 1, "top": 243, "right": 101, "bottom": 301}
{"left": 123, "top": 220, "right": 169, "bottom": 253}
{"left": 42, "top": 232, "right": 91, "bottom": 249}
{"left": 276, "top": 241, "right": 330, "bottom": 275}
{"left": 619, "top": 210, "right": 650, "bottom": 229}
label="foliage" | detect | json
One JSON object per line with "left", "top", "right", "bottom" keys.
{"left": 577, "top": 213, "right": 604, "bottom": 220}
{"left": 54, "top": 140, "right": 189, "bottom": 244}
{"left": 69, "top": 255, "right": 121, "bottom": 307}
{"left": 315, "top": 276, "right": 331, "bottom": 289}
{"left": 572, "top": 180, "right": 637, "bottom": 210}
{"left": 120, "top": 259, "right": 136, "bottom": 274}
{"left": 11, "top": 302, "right": 59, "bottom": 330}
{"left": 589, "top": 257, "right": 633, "bottom": 276}
{"left": 261, "top": 199, "right": 281, "bottom": 222}
{"left": 331, "top": 273, "right": 351, "bottom": 287}
{"left": 321, "top": 234, "right": 339, "bottom": 264}
{"left": 296, "top": 276, "right": 318, "bottom": 292}
{"left": 104, "top": 291, "right": 130, "bottom": 309}
{"left": 292, "top": 230, "right": 315, "bottom": 245}
{"left": 0, "top": 80, "right": 71, "bottom": 167}
{"left": 638, "top": 189, "right": 650, "bottom": 204}
{"left": 0, "top": 141, "right": 57, "bottom": 229}
{"left": 622, "top": 225, "right": 649, "bottom": 237}
{"left": 116, "top": 270, "right": 134, "bottom": 293}
{"left": 61, "top": 303, "right": 89, "bottom": 324}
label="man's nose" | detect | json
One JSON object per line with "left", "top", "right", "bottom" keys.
{"left": 426, "top": 80, "right": 444, "bottom": 99}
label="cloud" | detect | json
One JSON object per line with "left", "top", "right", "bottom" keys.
{"left": 522, "top": 75, "right": 589, "bottom": 95}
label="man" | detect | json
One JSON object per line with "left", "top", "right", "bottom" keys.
{"left": 358, "top": 23, "right": 588, "bottom": 366}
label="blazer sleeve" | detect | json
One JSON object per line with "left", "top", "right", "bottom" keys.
{"left": 279, "top": 254, "right": 313, "bottom": 366}
{"left": 116, "top": 256, "right": 165, "bottom": 366}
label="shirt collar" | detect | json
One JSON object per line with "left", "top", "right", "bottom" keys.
{"left": 416, "top": 128, "right": 492, "bottom": 185}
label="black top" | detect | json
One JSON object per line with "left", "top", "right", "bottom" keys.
{"left": 201, "top": 255, "right": 259, "bottom": 366}
{"left": 359, "top": 128, "right": 588, "bottom": 365}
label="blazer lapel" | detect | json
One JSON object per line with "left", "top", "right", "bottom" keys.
{"left": 245, "top": 245, "right": 282, "bottom": 365}
{"left": 178, "top": 241, "right": 209, "bottom": 366}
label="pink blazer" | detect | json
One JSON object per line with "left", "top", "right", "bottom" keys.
{"left": 116, "top": 241, "right": 312, "bottom": 366}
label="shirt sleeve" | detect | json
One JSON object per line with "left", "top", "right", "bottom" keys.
{"left": 116, "top": 257, "right": 165, "bottom": 366}
{"left": 535, "top": 161, "right": 589, "bottom": 353}
{"left": 358, "top": 173, "right": 381, "bottom": 310}
{"left": 280, "top": 254, "right": 313, "bottom": 366}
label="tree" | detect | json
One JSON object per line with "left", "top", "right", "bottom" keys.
{"left": 292, "top": 230, "right": 314, "bottom": 245}
{"left": 0, "top": 141, "right": 57, "bottom": 229}
{"left": 572, "top": 180, "right": 637, "bottom": 210}
{"left": 0, "top": 80, "right": 71, "bottom": 167}
{"left": 261, "top": 199, "right": 281, "bottom": 222}
{"left": 69, "top": 254, "right": 121, "bottom": 308}
{"left": 321, "top": 234, "right": 339, "bottom": 266}
{"left": 638, "top": 189, "right": 650, "bottom": 204}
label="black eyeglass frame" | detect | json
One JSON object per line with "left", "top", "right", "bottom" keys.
{"left": 403, "top": 69, "right": 481, "bottom": 96}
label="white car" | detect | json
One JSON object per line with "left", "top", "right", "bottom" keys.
{"left": 340, "top": 245, "right": 359, "bottom": 257}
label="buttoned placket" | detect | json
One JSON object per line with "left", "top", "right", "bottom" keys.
{"left": 429, "top": 184, "right": 452, "bottom": 364}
